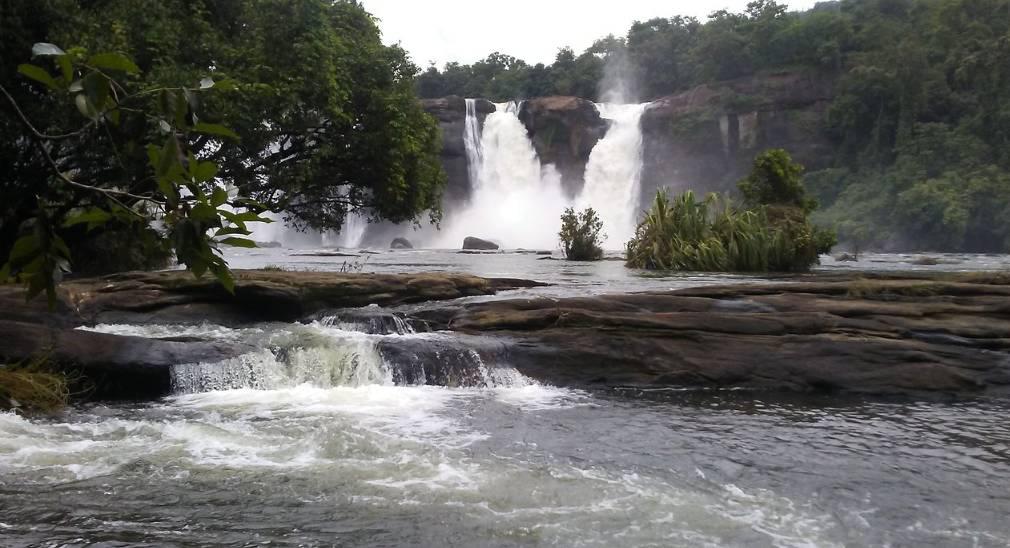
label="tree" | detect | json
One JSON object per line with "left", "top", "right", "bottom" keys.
{"left": 559, "top": 207, "right": 604, "bottom": 260}
{"left": 1, "top": 0, "right": 446, "bottom": 289}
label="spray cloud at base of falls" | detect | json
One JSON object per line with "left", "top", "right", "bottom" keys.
{"left": 433, "top": 99, "right": 649, "bottom": 251}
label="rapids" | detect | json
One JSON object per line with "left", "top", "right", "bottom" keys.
{"left": 3, "top": 249, "right": 1010, "bottom": 546}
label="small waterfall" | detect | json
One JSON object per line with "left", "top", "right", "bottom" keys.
{"left": 463, "top": 98, "right": 484, "bottom": 188}
{"left": 431, "top": 101, "right": 570, "bottom": 250}
{"left": 168, "top": 324, "right": 535, "bottom": 393}
{"left": 578, "top": 103, "right": 647, "bottom": 249}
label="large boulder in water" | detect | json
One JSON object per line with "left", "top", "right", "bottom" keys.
{"left": 390, "top": 237, "right": 413, "bottom": 249}
{"left": 518, "top": 97, "right": 608, "bottom": 196}
{"left": 462, "top": 236, "right": 499, "bottom": 250}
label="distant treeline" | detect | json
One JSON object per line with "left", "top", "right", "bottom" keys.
{"left": 418, "top": 0, "right": 1010, "bottom": 252}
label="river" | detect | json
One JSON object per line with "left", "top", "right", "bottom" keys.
{"left": 2, "top": 247, "right": 1009, "bottom": 547}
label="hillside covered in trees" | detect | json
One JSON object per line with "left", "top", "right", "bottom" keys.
{"left": 417, "top": 0, "right": 1010, "bottom": 253}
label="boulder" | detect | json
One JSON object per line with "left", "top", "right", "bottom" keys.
{"left": 390, "top": 237, "right": 414, "bottom": 249}
{"left": 834, "top": 253, "right": 858, "bottom": 262}
{"left": 0, "top": 320, "right": 250, "bottom": 400}
{"left": 518, "top": 97, "right": 608, "bottom": 196}
{"left": 462, "top": 236, "right": 499, "bottom": 251}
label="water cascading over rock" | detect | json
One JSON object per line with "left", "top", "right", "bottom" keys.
{"left": 433, "top": 101, "right": 568, "bottom": 250}
{"left": 578, "top": 103, "right": 647, "bottom": 248}
{"left": 429, "top": 97, "right": 649, "bottom": 251}
{"left": 169, "top": 320, "right": 534, "bottom": 393}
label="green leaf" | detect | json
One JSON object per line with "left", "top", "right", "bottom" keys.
{"left": 191, "top": 203, "right": 220, "bottom": 223}
{"left": 82, "top": 71, "right": 111, "bottom": 111}
{"left": 221, "top": 210, "right": 272, "bottom": 225}
{"left": 199, "top": 77, "right": 215, "bottom": 89}
{"left": 87, "top": 52, "right": 140, "bottom": 74}
{"left": 32, "top": 43, "right": 66, "bottom": 57}
{"left": 9, "top": 234, "right": 40, "bottom": 263}
{"left": 74, "top": 94, "right": 99, "bottom": 120}
{"left": 219, "top": 237, "right": 257, "bottom": 248}
{"left": 193, "top": 161, "right": 219, "bottom": 184}
{"left": 214, "top": 226, "right": 250, "bottom": 237}
{"left": 211, "top": 186, "right": 228, "bottom": 207}
{"left": 64, "top": 208, "right": 112, "bottom": 231}
{"left": 57, "top": 56, "right": 73, "bottom": 82}
{"left": 51, "top": 235, "right": 72, "bottom": 260}
{"left": 18, "top": 64, "right": 58, "bottom": 90}
{"left": 213, "top": 267, "right": 235, "bottom": 294}
{"left": 193, "top": 122, "right": 239, "bottom": 140}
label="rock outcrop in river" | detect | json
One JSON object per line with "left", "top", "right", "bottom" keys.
{"left": 414, "top": 273, "right": 1010, "bottom": 396}
{"left": 4, "top": 270, "right": 1009, "bottom": 400}
{"left": 0, "top": 270, "right": 544, "bottom": 398}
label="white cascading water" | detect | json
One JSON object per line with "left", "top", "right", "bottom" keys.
{"left": 463, "top": 98, "right": 483, "bottom": 187}
{"left": 432, "top": 101, "right": 569, "bottom": 250}
{"left": 577, "top": 103, "right": 648, "bottom": 249}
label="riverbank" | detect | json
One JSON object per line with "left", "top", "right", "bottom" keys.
{"left": 2, "top": 270, "right": 1009, "bottom": 402}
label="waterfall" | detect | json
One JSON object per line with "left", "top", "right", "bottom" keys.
{"left": 463, "top": 98, "right": 484, "bottom": 188}
{"left": 431, "top": 101, "right": 569, "bottom": 250}
{"left": 577, "top": 103, "right": 647, "bottom": 249}
{"left": 168, "top": 324, "right": 535, "bottom": 393}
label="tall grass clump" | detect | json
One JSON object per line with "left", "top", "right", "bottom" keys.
{"left": 626, "top": 150, "right": 836, "bottom": 272}
{"left": 0, "top": 356, "right": 69, "bottom": 414}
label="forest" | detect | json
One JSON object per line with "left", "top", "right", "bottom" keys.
{"left": 1, "top": 0, "right": 444, "bottom": 295}
{"left": 417, "top": 0, "right": 1010, "bottom": 252}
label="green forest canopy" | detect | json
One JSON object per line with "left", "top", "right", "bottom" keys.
{"left": 1, "top": 0, "right": 445, "bottom": 281}
{"left": 419, "top": 0, "right": 1010, "bottom": 253}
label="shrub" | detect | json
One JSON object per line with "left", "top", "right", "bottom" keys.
{"left": 559, "top": 207, "right": 605, "bottom": 261}
{"left": 626, "top": 150, "right": 835, "bottom": 272}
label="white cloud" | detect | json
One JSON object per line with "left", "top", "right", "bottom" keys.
{"left": 361, "top": 0, "right": 821, "bottom": 67}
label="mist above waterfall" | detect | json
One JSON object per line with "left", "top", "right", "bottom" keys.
{"left": 598, "top": 47, "right": 639, "bottom": 104}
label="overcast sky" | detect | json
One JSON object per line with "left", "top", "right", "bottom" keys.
{"left": 360, "top": 0, "right": 821, "bottom": 67}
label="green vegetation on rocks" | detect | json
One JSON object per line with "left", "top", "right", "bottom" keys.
{"left": 626, "top": 150, "right": 834, "bottom": 272}
{"left": 0, "top": 357, "right": 69, "bottom": 414}
{"left": 559, "top": 207, "right": 604, "bottom": 261}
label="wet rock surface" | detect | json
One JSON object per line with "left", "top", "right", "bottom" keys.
{"left": 0, "top": 270, "right": 546, "bottom": 399}
{"left": 413, "top": 273, "right": 1010, "bottom": 396}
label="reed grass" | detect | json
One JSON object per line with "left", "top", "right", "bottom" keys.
{"left": 625, "top": 190, "right": 827, "bottom": 272}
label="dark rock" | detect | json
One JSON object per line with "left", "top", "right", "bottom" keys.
{"left": 2, "top": 270, "right": 547, "bottom": 327}
{"left": 420, "top": 96, "right": 495, "bottom": 206}
{"left": 416, "top": 273, "right": 1010, "bottom": 396}
{"left": 462, "top": 236, "right": 500, "bottom": 250}
{"left": 0, "top": 320, "right": 250, "bottom": 400}
{"left": 518, "top": 97, "right": 608, "bottom": 197}
{"left": 640, "top": 70, "right": 835, "bottom": 209}
{"left": 390, "top": 237, "right": 414, "bottom": 249}
{"left": 834, "top": 253, "right": 858, "bottom": 262}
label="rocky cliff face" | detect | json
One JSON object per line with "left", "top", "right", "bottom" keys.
{"left": 517, "top": 96, "right": 608, "bottom": 197}
{"left": 640, "top": 70, "right": 835, "bottom": 207}
{"left": 421, "top": 70, "right": 835, "bottom": 213}
{"left": 419, "top": 96, "right": 494, "bottom": 207}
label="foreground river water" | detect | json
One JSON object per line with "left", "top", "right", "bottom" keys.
{"left": 2, "top": 248, "right": 1009, "bottom": 547}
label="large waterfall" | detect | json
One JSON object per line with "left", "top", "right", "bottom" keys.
{"left": 578, "top": 103, "right": 647, "bottom": 249}
{"left": 433, "top": 102, "right": 568, "bottom": 250}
